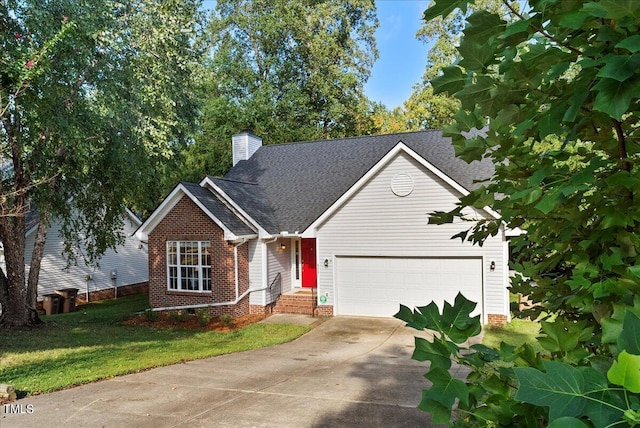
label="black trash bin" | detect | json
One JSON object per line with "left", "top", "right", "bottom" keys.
{"left": 55, "top": 288, "right": 79, "bottom": 313}
{"left": 42, "top": 294, "right": 61, "bottom": 315}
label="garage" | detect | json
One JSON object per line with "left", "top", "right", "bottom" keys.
{"left": 335, "top": 256, "right": 483, "bottom": 318}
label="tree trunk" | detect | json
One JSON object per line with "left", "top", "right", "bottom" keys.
{"left": 0, "top": 172, "right": 39, "bottom": 328}
{"left": 0, "top": 222, "right": 30, "bottom": 328}
{"left": 25, "top": 216, "right": 49, "bottom": 325}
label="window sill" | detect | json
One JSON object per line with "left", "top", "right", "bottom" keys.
{"left": 165, "top": 290, "right": 212, "bottom": 296}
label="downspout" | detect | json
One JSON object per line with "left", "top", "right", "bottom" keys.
{"left": 233, "top": 238, "right": 249, "bottom": 302}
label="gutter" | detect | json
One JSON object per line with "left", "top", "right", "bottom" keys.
{"left": 150, "top": 288, "right": 253, "bottom": 312}
{"left": 150, "top": 283, "right": 278, "bottom": 312}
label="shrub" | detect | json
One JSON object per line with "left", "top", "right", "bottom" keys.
{"left": 195, "top": 308, "right": 211, "bottom": 327}
{"left": 219, "top": 314, "right": 233, "bottom": 329}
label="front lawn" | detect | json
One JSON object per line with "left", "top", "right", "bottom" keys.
{"left": 0, "top": 294, "right": 311, "bottom": 396}
{"left": 482, "top": 317, "right": 543, "bottom": 352}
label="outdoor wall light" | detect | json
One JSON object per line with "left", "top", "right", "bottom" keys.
{"left": 280, "top": 243, "right": 286, "bottom": 250}
{"left": 490, "top": 261, "right": 496, "bottom": 271}
{"left": 324, "top": 259, "right": 329, "bottom": 267}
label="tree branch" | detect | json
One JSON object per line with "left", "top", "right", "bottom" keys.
{"left": 502, "top": 0, "right": 582, "bottom": 56}
{"left": 613, "top": 119, "right": 630, "bottom": 172}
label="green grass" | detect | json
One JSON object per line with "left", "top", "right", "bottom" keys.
{"left": 0, "top": 294, "right": 311, "bottom": 396}
{"left": 482, "top": 317, "right": 543, "bottom": 352}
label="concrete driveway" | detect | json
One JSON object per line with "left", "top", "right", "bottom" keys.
{"left": 1, "top": 316, "right": 441, "bottom": 427}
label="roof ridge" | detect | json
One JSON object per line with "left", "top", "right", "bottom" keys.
{"left": 207, "top": 175, "right": 258, "bottom": 186}
{"left": 258, "top": 129, "right": 444, "bottom": 148}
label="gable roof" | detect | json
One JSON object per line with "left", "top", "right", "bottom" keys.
{"left": 221, "top": 130, "right": 494, "bottom": 234}
{"left": 180, "top": 182, "right": 256, "bottom": 237}
{"left": 24, "top": 205, "right": 142, "bottom": 238}
{"left": 136, "top": 182, "right": 256, "bottom": 241}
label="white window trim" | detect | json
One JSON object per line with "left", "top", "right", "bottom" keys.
{"left": 166, "top": 241, "right": 212, "bottom": 293}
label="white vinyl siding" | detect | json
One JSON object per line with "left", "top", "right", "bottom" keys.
{"left": 315, "top": 152, "right": 508, "bottom": 323}
{"left": 265, "top": 238, "right": 291, "bottom": 304}
{"left": 247, "top": 238, "right": 293, "bottom": 305}
{"left": 248, "top": 239, "right": 263, "bottom": 305}
{"left": 23, "top": 214, "right": 148, "bottom": 300}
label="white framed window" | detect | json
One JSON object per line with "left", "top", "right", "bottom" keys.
{"left": 167, "top": 241, "right": 212, "bottom": 292}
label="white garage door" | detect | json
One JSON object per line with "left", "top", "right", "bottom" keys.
{"left": 335, "top": 256, "right": 483, "bottom": 318}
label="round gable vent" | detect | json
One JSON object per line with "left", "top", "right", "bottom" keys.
{"left": 391, "top": 173, "right": 414, "bottom": 197}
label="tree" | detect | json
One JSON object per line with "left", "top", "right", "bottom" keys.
{"left": 398, "top": 0, "right": 640, "bottom": 425}
{"left": 0, "top": 0, "right": 203, "bottom": 328}
{"left": 369, "top": 102, "right": 414, "bottom": 134}
{"left": 180, "top": 0, "right": 378, "bottom": 179}
{"left": 399, "top": 0, "right": 512, "bottom": 131}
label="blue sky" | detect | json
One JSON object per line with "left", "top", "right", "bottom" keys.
{"left": 201, "top": 0, "right": 430, "bottom": 110}
{"left": 365, "top": 1, "right": 430, "bottom": 109}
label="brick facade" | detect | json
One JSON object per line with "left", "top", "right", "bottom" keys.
{"left": 487, "top": 314, "right": 507, "bottom": 327}
{"left": 37, "top": 282, "right": 148, "bottom": 313}
{"left": 148, "top": 196, "right": 250, "bottom": 318}
{"left": 250, "top": 304, "right": 274, "bottom": 316}
{"left": 75, "top": 282, "right": 149, "bottom": 305}
{"left": 314, "top": 305, "right": 333, "bottom": 317}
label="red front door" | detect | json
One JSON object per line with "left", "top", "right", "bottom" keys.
{"left": 301, "top": 238, "right": 317, "bottom": 288}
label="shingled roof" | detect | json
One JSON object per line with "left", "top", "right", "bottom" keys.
{"left": 215, "top": 130, "right": 494, "bottom": 235}
{"left": 181, "top": 182, "right": 256, "bottom": 237}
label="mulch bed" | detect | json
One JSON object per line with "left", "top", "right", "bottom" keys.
{"left": 123, "top": 312, "right": 266, "bottom": 332}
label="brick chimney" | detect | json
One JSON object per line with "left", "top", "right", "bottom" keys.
{"left": 232, "top": 130, "right": 262, "bottom": 166}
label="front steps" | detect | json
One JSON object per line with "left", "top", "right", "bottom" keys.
{"left": 273, "top": 289, "right": 316, "bottom": 315}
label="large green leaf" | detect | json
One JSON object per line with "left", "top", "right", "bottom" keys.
{"left": 463, "top": 11, "right": 506, "bottom": 42}
{"left": 456, "top": 75, "right": 495, "bottom": 111}
{"left": 503, "top": 18, "right": 530, "bottom": 38}
{"left": 416, "top": 301, "right": 448, "bottom": 333}
{"left": 423, "top": 0, "right": 469, "bottom": 21}
{"left": 592, "top": 77, "right": 640, "bottom": 120}
{"left": 534, "top": 190, "right": 561, "bottom": 215}
{"left": 607, "top": 351, "right": 640, "bottom": 393}
{"left": 593, "top": 0, "right": 640, "bottom": 19}
{"left": 412, "top": 337, "right": 453, "bottom": 370}
{"left": 453, "top": 136, "right": 486, "bottom": 162}
{"left": 579, "top": 366, "right": 625, "bottom": 426}
{"left": 394, "top": 304, "right": 428, "bottom": 330}
{"left": 425, "top": 367, "right": 469, "bottom": 406}
{"left": 431, "top": 66, "right": 466, "bottom": 95}
{"left": 445, "top": 292, "right": 479, "bottom": 330}
{"left": 418, "top": 396, "right": 451, "bottom": 425}
{"left": 558, "top": 11, "right": 590, "bottom": 29}
{"left": 514, "top": 361, "right": 586, "bottom": 421}
{"left": 548, "top": 417, "right": 589, "bottom": 428}
{"left": 619, "top": 309, "right": 640, "bottom": 355}
{"left": 516, "top": 363, "right": 622, "bottom": 425}
{"left": 615, "top": 35, "right": 640, "bottom": 53}
{"left": 596, "top": 54, "right": 640, "bottom": 82}
{"left": 629, "top": 265, "right": 640, "bottom": 279}
{"left": 538, "top": 320, "right": 592, "bottom": 354}
{"left": 458, "top": 39, "right": 495, "bottom": 71}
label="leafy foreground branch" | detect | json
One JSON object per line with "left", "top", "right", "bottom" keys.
{"left": 404, "top": 0, "right": 640, "bottom": 426}
{"left": 396, "top": 293, "right": 640, "bottom": 427}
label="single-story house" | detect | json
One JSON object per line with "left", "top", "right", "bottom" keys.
{"left": 14, "top": 208, "right": 149, "bottom": 304}
{"left": 136, "top": 130, "right": 510, "bottom": 325}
